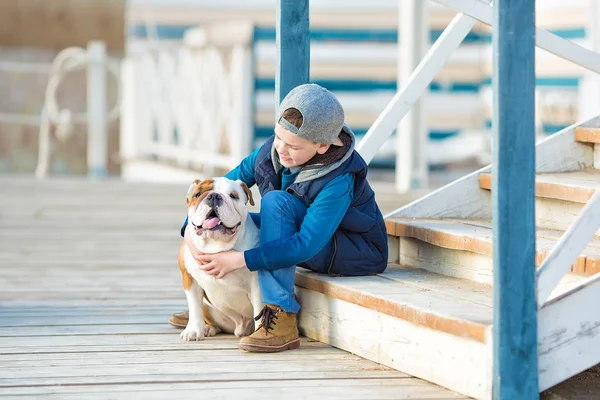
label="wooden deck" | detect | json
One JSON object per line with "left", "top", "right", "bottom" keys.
{"left": 0, "top": 176, "right": 465, "bottom": 399}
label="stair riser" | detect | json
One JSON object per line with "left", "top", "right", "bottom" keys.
{"left": 397, "top": 236, "right": 597, "bottom": 284}
{"left": 575, "top": 127, "right": 600, "bottom": 166}
{"left": 296, "top": 287, "right": 493, "bottom": 400}
{"left": 536, "top": 197, "right": 600, "bottom": 236}
{"left": 399, "top": 237, "right": 494, "bottom": 285}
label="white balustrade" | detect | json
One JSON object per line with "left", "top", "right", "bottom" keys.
{"left": 120, "top": 23, "right": 254, "bottom": 177}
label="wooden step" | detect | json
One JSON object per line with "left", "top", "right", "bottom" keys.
{"left": 385, "top": 218, "right": 600, "bottom": 284}
{"left": 479, "top": 170, "right": 599, "bottom": 204}
{"left": 296, "top": 263, "right": 593, "bottom": 399}
{"left": 295, "top": 264, "right": 493, "bottom": 399}
{"left": 373, "top": 122, "right": 600, "bottom": 397}
{"left": 479, "top": 170, "right": 600, "bottom": 234}
{"left": 575, "top": 127, "right": 600, "bottom": 144}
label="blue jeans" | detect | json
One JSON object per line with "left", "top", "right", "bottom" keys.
{"left": 249, "top": 191, "right": 311, "bottom": 313}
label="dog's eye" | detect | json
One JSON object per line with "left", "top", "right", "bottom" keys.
{"left": 230, "top": 192, "right": 239, "bottom": 200}
{"left": 194, "top": 192, "right": 201, "bottom": 199}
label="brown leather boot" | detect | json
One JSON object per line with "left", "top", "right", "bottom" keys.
{"left": 169, "top": 311, "right": 189, "bottom": 329}
{"left": 238, "top": 304, "right": 300, "bottom": 352}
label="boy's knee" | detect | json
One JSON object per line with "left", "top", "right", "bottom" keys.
{"left": 260, "top": 191, "right": 305, "bottom": 219}
{"left": 261, "top": 190, "right": 294, "bottom": 209}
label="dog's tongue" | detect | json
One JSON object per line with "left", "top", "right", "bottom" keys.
{"left": 202, "top": 217, "right": 220, "bottom": 229}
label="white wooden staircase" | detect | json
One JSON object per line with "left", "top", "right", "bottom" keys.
{"left": 295, "top": 120, "right": 600, "bottom": 399}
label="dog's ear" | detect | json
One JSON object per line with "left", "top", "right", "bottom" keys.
{"left": 186, "top": 180, "right": 201, "bottom": 204}
{"left": 237, "top": 181, "right": 255, "bottom": 206}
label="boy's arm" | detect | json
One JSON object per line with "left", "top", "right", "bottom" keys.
{"left": 243, "top": 173, "right": 354, "bottom": 270}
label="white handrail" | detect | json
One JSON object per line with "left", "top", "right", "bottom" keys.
{"left": 537, "top": 190, "right": 600, "bottom": 305}
{"left": 436, "top": 0, "right": 600, "bottom": 74}
{"left": 356, "top": 11, "right": 479, "bottom": 164}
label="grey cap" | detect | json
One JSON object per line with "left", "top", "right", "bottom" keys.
{"left": 277, "top": 84, "right": 344, "bottom": 146}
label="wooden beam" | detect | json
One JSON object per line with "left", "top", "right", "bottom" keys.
{"left": 275, "top": 0, "right": 310, "bottom": 105}
{"left": 492, "top": 0, "right": 538, "bottom": 398}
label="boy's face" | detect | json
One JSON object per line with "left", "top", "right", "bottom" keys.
{"left": 274, "top": 123, "right": 330, "bottom": 168}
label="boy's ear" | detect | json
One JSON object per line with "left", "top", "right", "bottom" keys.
{"left": 237, "top": 181, "right": 255, "bottom": 206}
{"left": 316, "top": 143, "right": 331, "bottom": 155}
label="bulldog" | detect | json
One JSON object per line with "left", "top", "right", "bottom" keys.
{"left": 178, "top": 177, "right": 262, "bottom": 341}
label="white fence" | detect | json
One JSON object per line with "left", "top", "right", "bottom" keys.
{"left": 120, "top": 23, "right": 254, "bottom": 179}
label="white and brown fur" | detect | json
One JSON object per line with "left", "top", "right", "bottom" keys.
{"left": 178, "top": 178, "right": 262, "bottom": 341}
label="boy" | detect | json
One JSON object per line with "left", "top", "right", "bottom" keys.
{"left": 176, "top": 83, "right": 388, "bottom": 352}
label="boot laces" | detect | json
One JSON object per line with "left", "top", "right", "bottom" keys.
{"left": 254, "top": 305, "right": 279, "bottom": 335}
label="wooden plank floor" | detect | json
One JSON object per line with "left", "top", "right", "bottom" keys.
{"left": 0, "top": 175, "right": 465, "bottom": 399}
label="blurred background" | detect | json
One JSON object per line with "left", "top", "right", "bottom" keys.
{"left": 0, "top": 0, "right": 592, "bottom": 191}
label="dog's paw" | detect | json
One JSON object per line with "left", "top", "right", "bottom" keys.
{"left": 180, "top": 324, "right": 206, "bottom": 341}
{"left": 204, "top": 324, "right": 218, "bottom": 337}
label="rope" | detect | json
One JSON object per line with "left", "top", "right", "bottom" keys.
{"left": 35, "top": 46, "right": 122, "bottom": 179}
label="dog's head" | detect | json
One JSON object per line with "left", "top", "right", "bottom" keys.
{"left": 186, "top": 178, "right": 254, "bottom": 249}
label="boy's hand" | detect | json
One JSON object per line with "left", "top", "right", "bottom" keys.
{"left": 194, "top": 251, "right": 246, "bottom": 279}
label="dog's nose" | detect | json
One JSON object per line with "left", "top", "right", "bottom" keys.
{"left": 206, "top": 192, "right": 223, "bottom": 207}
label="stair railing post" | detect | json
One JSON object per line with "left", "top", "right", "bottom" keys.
{"left": 275, "top": 0, "right": 309, "bottom": 107}
{"left": 492, "top": 0, "right": 539, "bottom": 398}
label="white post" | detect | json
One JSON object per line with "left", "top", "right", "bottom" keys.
{"left": 397, "top": 0, "right": 428, "bottom": 192}
{"left": 119, "top": 58, "right": 138, "bottom": 165}
{"left": 236, "top": 44, "right": 254, "bottom": 161}
{"left": 578, "top": 1, "right": 600, "bottom": 121}
{"left": 87, "top": 41, "right": 108, "bottom": 178}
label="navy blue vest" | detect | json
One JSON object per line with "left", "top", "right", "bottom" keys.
{"left": 255, "top": 136, "right": 388, "bottom": 276}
